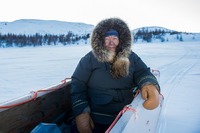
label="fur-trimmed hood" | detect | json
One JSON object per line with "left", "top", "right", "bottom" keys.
{"left": 91, "top": 18, "right": 132, "bottom": 78}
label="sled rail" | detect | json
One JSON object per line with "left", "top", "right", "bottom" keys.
{"left": 0, "top": 79, "right": 72, "bottom": 133}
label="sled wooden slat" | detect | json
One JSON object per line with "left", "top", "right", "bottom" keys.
{"left": 0, "top": 82, "right": 71, "bottom": 133}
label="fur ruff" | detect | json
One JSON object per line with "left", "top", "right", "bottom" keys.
{"left": 91, "top": 18, "right": 132, "bottom": 78}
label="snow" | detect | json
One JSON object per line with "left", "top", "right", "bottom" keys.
{"left": 1, "top": 19, "right": 200, "bottom": 44}
{"left": 0, "top": 41, "right": 200, "bottom": 132}
{"left": 0, "top": 19, "right": 93, "bottom": 35}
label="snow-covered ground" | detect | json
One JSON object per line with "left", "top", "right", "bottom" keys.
{"left": 0, "top": 19, "right": 93, "bottom": 35}
{"left": 0, "top": 42, "right": 200, "bottom": 132}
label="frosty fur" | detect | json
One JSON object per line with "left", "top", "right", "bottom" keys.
{"left": 91, "top": 18, "right": 132, "bottom": 78}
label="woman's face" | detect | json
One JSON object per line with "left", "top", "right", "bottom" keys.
{"left": 104, "top": 35, "right": 119, "bottom": 52}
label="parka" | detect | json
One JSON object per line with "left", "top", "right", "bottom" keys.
{"left": 71, "top": 18, "right": 160, "bottom": 125}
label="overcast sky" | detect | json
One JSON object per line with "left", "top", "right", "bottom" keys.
{"left": 0, "top": 0, "right": 200, "bottom": 32}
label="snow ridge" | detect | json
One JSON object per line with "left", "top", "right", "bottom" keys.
{"left": 0, "top": 19, "right": 94, "bottom": 35}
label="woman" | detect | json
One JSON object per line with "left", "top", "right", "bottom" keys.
{"left": 70, "top": 18, "right": 160, "bottom": 133}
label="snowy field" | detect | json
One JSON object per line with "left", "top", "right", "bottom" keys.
{"left": 0, "top": 42, "right": 200, "bottom": 133}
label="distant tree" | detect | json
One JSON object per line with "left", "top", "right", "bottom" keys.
{"left": 192, "top": 35, "right": 195, "bottom": 40}
{"left": 179, "top": 34, "right": 183, "bottom": 41}
{"left": 143, "top": 32, "right": 152, "bottom": 43}
{"left": 176, "top": 34, "right": 180, "bottom": 40}
{"left": 161, "top": 37, "right": 165, "bottom": 42}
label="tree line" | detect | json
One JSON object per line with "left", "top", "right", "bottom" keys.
{"left": 0, "top": 28, "right": 193, "bottom": 48}
{"left": 133, "top": 28, "right": 185, "bottom": 43}
{"left": 0, "top": 32, "right": 90, "bottom": 48}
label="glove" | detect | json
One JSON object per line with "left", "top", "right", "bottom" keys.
{"left": 75, "top": 112, "right": 94, "bottom": 133}
{"left": 141, "top": 84, "right": 160, "bottom": 110}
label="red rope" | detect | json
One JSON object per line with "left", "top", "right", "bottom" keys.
{"left": 105, "top": 105, "right": 137, "bottom": 133}
{"left": 0, "top": 78, "right": 70, "bottom": 109}
{"left": 105, "top": 92, "right": 164, "bottom": 133}
{"left": 134, "top": 89, "right": 140, "bottom": 98}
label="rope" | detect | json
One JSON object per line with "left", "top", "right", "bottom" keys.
{"left": 105, "top": 105, "right": 137, "bottom": 133}
{"left": 105, "top": 92, "right": 164, "bottom": 133}
{"left": 0, "top": 78, "right": 70, "bottom": 109}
